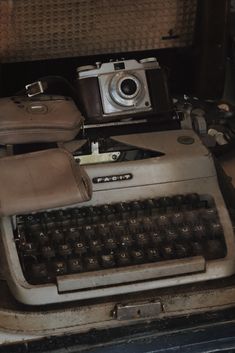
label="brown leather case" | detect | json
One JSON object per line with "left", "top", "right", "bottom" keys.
{"left": 0, "top": 148, "right": 92, "bottom": 216}
{"left": 0, "top": 96, "right": 84, "bottom": 144}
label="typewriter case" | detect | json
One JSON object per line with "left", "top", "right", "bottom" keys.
{"left": 0, "top": 0, "right": 234, "bottom": 350}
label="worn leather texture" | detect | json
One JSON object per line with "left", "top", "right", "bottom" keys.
{"left": 0, "top": 148, "right": 92, "bottom": 216}
{"left": 0, "top": 96, "right": 83, "bottom": 144}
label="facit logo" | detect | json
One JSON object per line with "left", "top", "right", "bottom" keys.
{"left": 92, "top": 173, "right": 133, "bottom": 184}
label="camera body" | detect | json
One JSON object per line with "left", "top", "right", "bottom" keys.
{"left": 76, "top": 58, "right": 172, "bottom": 123}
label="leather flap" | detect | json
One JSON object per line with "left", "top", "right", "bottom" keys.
{"left": 0, "top": 148, "right": 92, "bottom": 216}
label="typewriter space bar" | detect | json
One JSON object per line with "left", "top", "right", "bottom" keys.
{"left": 57, "top": 256, "right": 205, "bottom": 293}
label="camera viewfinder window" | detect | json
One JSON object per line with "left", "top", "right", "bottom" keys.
{"left": 114, "top": 62, "right": 125, "bottom": 71}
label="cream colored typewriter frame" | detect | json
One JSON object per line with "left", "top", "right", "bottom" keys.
{"left": 1, "top": 130, "right": 235, "bottom": 305}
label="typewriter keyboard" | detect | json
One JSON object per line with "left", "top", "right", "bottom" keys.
{"left": 14, "top": 193, "right": 227, "bottom": 286}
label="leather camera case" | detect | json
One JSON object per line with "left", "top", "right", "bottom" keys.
{"left": 0, "top": 148, "right": 92, "bottom": 216}
{"left": 0, "top": 95, "right": 84, "bottom": 144}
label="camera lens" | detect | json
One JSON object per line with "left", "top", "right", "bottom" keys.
{"left": 120, "top": 79, "right": 138, "bottom": 96}
{"left": 109, "top": 74, "right": 142, "bottom": 107}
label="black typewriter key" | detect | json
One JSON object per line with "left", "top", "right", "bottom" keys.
{"left": 142, "top": 199, "right": 155, "bottom": 215}
{"left": 157, "top": 215, "right": 170, "bottom": 228}
{"left": 56, "top": 210, "right": 64, "bottom": 218}
{"left": 101, "top": 204, "right": 112, "bottom": 215}
{"left": 128, "top": 219, "right": 139, "bottom": 233}
{"left": 150, "top": 230, "right": 163, "bottom": 245}
{"left": 165, "top": 228, "right": 178, "bottom": 241}
{"left": 43, "top": 213, "right": 57, "bottom": 230}
{"left": 185, "top": 193, "right": 200, "bottom": 205}
{"left": 78, "top": 207, "right": 89, "bottom": 219}
{"left": 116, "top": 203, "right": 130, "bottom": 219}
{"left": 136, "top": 233, "right": 149, "bottom": 247}
{"left": 52, "top": 260, "right": 67, "bottom": 275}
{"left": 101, "top": 254, "right": 115, "bottom": 268}
{"left": 31, "top": 263, "right": 48, "bottom": 280}
{"left": 184, "top": 210, "right": 199, "bottom": 224}
{"left": 34, "top": 231, "right": 49, "bottom": 245}
{"left": 209, "top": 221, "right": 223, "bottom": 237}
{"left": 41, "top": 245, "right": 55, "bottom": 259}
{"left": 56, "top": 210, "right": 66, "bottom": 224}
{"left": 69, "top": 216, "right": 77, "bottom": 227}
{"left": 88, "top": 207, "right": 101, "bottom": 223}
{"left": 76, "top": 217, "right": 87, "bottom": 227}
{"left": 68, "top": 258, "right": 83, "bottom": 273}
{"left": 191, "top": 241, "right": 204, "bottom": 256}
{"left": 44, "top": 221, "right": 55, "bottom": 231}
{"left": 112, "top": 220, "right": 125, "bottom": 234}
{"left": 153, "top": 198, "right": 161, "bottom": 209}
{"left": 71, "top": 208, "right": 79, "bottom": 216}
{"left": 161, "top": 244, "right": 174, "bottom": 259}
{"left": 17, "top": 215, "right": 25, "bottom": 225}
{"left": 116, "top": 250, "right": 131, "bottom": 266}
{"left": 22, "top": 242, "right": 37, "bottom": 256}
{"left": 120, "top": 234, "right": 133, "bottom": 247}
{"left": 74, "top": 241, "right": 87, "bottom": 255}
{"left": 72, "top": 208, "right": 87, "bottom": 226}
{"left": 61, "top": 216, "right": 71, "bottom": 229}
{"left": 66, "top": 228, "right": 80, "bottom": 242}
{"left": 172, "top": 212, "right": 184, "bottom": 225}
{"left": 147, "top": 248, "right": 161, "bottom": 261}
{"left": 201, "top": 208, "right": 218, "bottom": 221}
{"left": 98, "top": 223, "right": 110, "bottom": 236}
{"left": 58, "top": 244, "right": 72, "bottom": 257}
{"left": 131, "top": 249, "right": 145, "bottom": 263}
{"left": 70, "top": 210, "right": 80, "bottom": 226}
{"left": 27, "top": 222, "right": 42, "bottom": 233}
{"left": 90, "top": 238, "right": 103, "bottom": 253}
{"left": 159, "top": 197, "right": 172, "bottom": 209}
{"left": 51, "top": 229, "right": 64, "bottom": 243}
{"left": 179, "top": 225, "right": 192, "bottom": 240}
{"left": 101, "top": 205, "right": 115, "bottom": 221}
{"left": 175, "top": 243, "right": 189, "bottom": 258}
{"left": 193, "top": 224, "right": 207, "bottom": 239}
{"left": 17, "top": 226, "right": 27, "bottom": 239}
{"left": 25, "top": 215, "right": 41, "bottom": 230}
{"left": 142, "top": 217, "right": 155, "bottom": 231}
{"left": 83, "top": 225, "right": 96, "bottom": 237}
{"left": 131, "top": 201, "right": 144, "bottom": 217}
{"left": 172, "top": 194, "right": 185, "bottom": 208}
{"left": 85, "top": 256, "right": 100, "bottom": 271}
{"left": 103, "top": 235, "right": 118, "bottom": 250}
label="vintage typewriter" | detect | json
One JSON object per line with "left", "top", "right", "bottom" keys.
{"left": 0, "top": 57, "right": 234, "bottom": 306}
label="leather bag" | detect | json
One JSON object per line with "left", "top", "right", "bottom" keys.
{"left": 0, "top": 148, "right": 92, "bottom": 216}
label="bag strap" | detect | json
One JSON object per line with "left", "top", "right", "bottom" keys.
{"left": 16, "top": 75, "right": 80, "bottom": 106}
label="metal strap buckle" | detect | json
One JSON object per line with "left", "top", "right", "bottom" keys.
{"left": 25, "top": 81, "right": 44, "bottom": 97}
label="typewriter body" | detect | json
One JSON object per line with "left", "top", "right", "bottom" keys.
{"left": 2, "top": 128, "right": 235, "bottom": 305}
{"left": 0, "top": 0, "right": 234, "bottom": 350}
